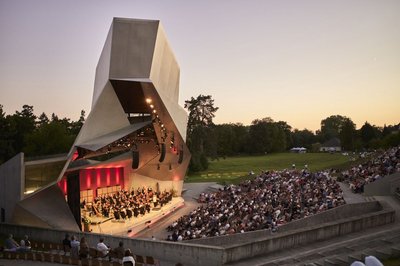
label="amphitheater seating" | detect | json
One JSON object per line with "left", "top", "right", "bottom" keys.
{"left": 0, "top": 239, "right": 159, "bottom": 266}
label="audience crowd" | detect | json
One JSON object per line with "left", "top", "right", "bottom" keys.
{"left": 167, "top": 169, "right": 345, "bottom": 240}
{"left": 339, "top": 146, "right": 400, "bottom": 193}
{"left": 83, "top": 187, "right": 173, "bottom": 221}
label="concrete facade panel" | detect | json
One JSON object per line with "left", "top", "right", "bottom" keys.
{"left": 75, "top": 81, "right": 130, "bottom": 145}
{"left": 13, "top": 184, "right": 80, "bottom": 231}
{"left": 92, "top": 24, "right": 113, "bottom": 107}
{"left": 110, "top": 18, "right": 158, "bottom": 79}
{"left": 0, "top": 153, "right": 24, "bottom": 222}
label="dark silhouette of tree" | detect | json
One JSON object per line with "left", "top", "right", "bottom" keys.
{"left": 291, "top": 129, "right": 316, "bottom": 149}
{"left": 359, "top": 122, "right": 381, "bottom": 149}
{"left": 340, "top": 119, "right": 356, "bottom": 151}
{"left": 184, "top": 95, "right": 219, "bottom": 172}
{"left": 9, "top": 105, "right": 37, "bottom": 154}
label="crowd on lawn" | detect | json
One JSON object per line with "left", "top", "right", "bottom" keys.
{"left": 339, "top": 146, "right": 400, "bottom": 193}
{"left": 167, "top": 168, "right": 345, "bottom": 240}
{"left": 83, "top": 187, "right": 173, "bottom": 221}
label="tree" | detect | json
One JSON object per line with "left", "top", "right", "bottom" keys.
{"left": 9, "top": 105, "right": 37, "bottom": 154}
{"left": 318, "top": 115, "right": 357, "bottom": 149}
{"left": 24, "top": 120, "right": 75, "bottom": 156}
{"left": 0, "top": 105, "right": 14, "bottom": 163}
{"left": 359, "top": 122, "right": 381, "bottom": 149}
{"left": 215, "top": 123, "right": 248, "bottom": 157}
{"left": 184, "top": 95, "right": 219, "bottom": 172}
{"left": 37, "top": 112, "right": 49, "bottom": 127}
{"left": 70, "top": 110, "right": 86, "bottom": 135}
{"left": 247, "top": 117, "right": 288, "bottom": 154}
{"left": 291, "top": 129, "right": 316, "bottom": 149}
{"left": 340, "top": 119, "right": 356, "bottom": 151}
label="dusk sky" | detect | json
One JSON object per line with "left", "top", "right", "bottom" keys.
{"left": 0, "top": 0, "right": 399, "bottom": 131}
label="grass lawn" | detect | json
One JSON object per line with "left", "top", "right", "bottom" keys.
{"left": 186, "top": 152, "right": 356, "bottom": 184}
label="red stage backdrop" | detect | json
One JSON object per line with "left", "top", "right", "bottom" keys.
{"left": 58, "top": 167, "right": 124, "bottom": 196}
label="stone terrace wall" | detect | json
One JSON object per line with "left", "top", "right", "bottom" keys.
{"left": 221, "top": 201, "right": 394, "bottom": 264}
{"left": 0, "top": 201, "right": 394, "bottom": 266}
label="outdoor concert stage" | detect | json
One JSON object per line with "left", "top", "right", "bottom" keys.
{"left": 89, "top": 197, "right": 184, "bottom": 237}
{"left": 0, "top": 18, "right": 191, "bottom": 232}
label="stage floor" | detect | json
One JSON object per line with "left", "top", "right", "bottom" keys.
{"left": 88, "top": 197, "right": 184, "bottom": 237}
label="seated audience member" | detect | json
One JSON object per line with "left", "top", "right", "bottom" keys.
{"left": 4, "top": 234, "right": 19, "bottom": 251}
{"left": 122, "top": 249, "right": 135, "bottom": 266}
{"left": 23, "top": 235, "right": 31, "bottom": 248}
{"left": 97, "top": 237, "right": 111, "bottom": 258}
{"left": 113, "top": 241, "right": 125, "bottom": 261}
{"left": 70, "top": 235, "right": 80, "bottom": 259}
{"left": 62, "top": 233, "right": 71, "bottom": 254}
{"left": 79, "top": 237, "right": 89, "bottom": 259}
{"left": 18, "top": 239, "right": 31, "bottom": 252}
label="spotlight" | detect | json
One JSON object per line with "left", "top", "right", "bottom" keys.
{"left": 150, "top": 104, "right": 154, "bottom": 109}
{"left": 153, "top": 110, "right": 157, "bottom": 113}
{"left": 146, "top": 98, "right": 152, "bottom": 104}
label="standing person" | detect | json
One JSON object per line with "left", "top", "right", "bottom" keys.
{"left": 96, "top": 237, "right": 111, "bottom": 258}
{"left": 122, "top": 249, "right": 135, "bottom": 265}
{"left": 79, "top": 237, "right": 89, "bottom": 259}
{"left": 70, "top": 235, "right": 80, "bottom": 259}
{"left": 4, "top": 234, "right": 19, "bottom": 252}
{"left": 62, "top": 233, "right": 71, "bottom": 254}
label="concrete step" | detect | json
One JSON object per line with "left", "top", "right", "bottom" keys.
{"left": 391, "top": 246, "right": 400, "bottom": 257}
{"left": 364, "top": 196, "right": 376, "bottom": 202}
{"left": 375, "top": 249, "right": 392, "bottom": 260}
{"left": 382, "top": 234, "right": 400, "bottom": 244}
{"left": 347, "top": 253, "right": 363, "bottom": 263}
{"left": 323, "top": 257, "right": 347, "bottom": 266}
{"left": 333, "top": 256, "right": 350, "bottom": 266}
{"left": 318, "top": 246, "right": 352, "bottom": 256}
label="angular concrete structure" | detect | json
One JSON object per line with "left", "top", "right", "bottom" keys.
{"left": 0, "top": 18, "right": 190, "bottom": 231}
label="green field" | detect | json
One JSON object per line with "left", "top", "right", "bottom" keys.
{"left": 186, "top": 152, "right": 356, "bottom": 184}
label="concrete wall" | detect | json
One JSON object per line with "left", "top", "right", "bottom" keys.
{"left": 0, "top": 223, "right": 225, "bottom": 266}
{"left": 190, "top": 201, "right": 382, "bottom": 246}
{"left": 0, "top": 153, "right": 24, "bottom": 222}
{"left": 222, "top": 202, "right": 394, "bottom": 264}
{"left": 0, "top": 201, "right": 394, "bottom": 265}
{"left": 364, "top": 172, "right": 400, "bottom": 196}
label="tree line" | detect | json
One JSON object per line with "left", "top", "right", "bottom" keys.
{"left": 185, "top": 95, "right": 400, "bottom": 172}
{"left": 0, "top": 104, "right": 85, "bottom": 164}
{"left": 1, "top": 99, "right": 399, "bottom": 173}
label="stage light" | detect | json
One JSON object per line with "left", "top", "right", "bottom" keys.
{"left": 153, "top": 109, "right": 157, "bottom": 113}
{"left": 146, "top": 98, "right": 152, "bottom": 104}
{"left": 150, "top": 104, "right": 154, "bottom": 109}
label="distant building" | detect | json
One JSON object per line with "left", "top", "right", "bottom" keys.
{"left": 290, "top": 147, "right": 307, "bottom": 153}
{"left": 320, "top": 137, "right": 341, "bottom": 152}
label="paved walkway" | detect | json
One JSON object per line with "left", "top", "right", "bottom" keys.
{"left": 339, "top": 182, "right": 365, "bottom": 204}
